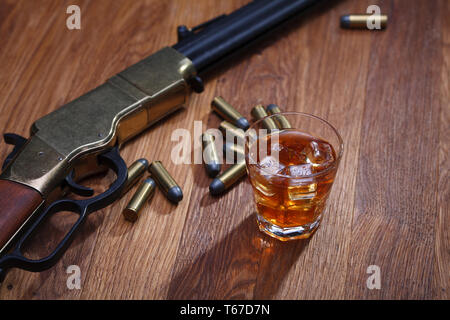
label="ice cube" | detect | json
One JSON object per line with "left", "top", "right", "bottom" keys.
{"left": 277, "top": 145, "right": 307, "bottom": 165}
{"left": 259, "top": 155, "right": 285, "bottom": 175}
{"left": 253, "top": 178, "right": 277, "bottom": 197}
{"left": 305, "top": 141, "right": 335, "bottom": 167}
{"left": 285, "top": 164, "right": 314, "bottom": 177}
{"left": 287, "top": 184, "right": 317, "bottom": 201}
{"left": 271, "top": 142, "right": 283, "bottom": 152}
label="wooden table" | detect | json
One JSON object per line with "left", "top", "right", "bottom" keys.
{"left": 0, "top": 0, "right": 448, "bottom": 300}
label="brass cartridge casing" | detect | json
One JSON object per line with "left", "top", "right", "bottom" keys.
{"left": 202, "top": 133, "right": 221, "bottom": 178}
{"left": 209, "top": 162, "right": 247, "bottom": 196}
{"left": 123, "top": 178, "right": 156, "bottom": 222}
{"left": 251, "top": 105, "right": 278, "bottom": 131}
{"left": 148, "top": 161, "right": 183, "bottom": 204}
{"left": 340, "top": 14, "right": 388, "bottom": 29}
{"left": 266, "top": 104, "right": 292, "bottom": 129}
{"left": 121, "top": 158, "right": 149, "bottom": 195}
{"left": 211, "top": 96, "right": 250, "bottom": 130}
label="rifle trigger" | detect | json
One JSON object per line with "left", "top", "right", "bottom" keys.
{"left": 65, "top": 171, "right": 95, "bottom": 197}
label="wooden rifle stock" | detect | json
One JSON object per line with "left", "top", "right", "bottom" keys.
{"left": 0, "top": 180, "right": 43, "bottom": 250}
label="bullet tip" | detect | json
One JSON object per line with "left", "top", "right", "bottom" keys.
{"left": 209, "top": 178, "right": 226, "bottom": 196}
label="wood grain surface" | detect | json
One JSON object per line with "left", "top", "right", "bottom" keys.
{"left": 0, "top": 0, "right": 448, "bottom": 299}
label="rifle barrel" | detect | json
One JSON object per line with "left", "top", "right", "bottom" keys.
{"left": 173, "top": 0, "right": 321, "bottom": 74}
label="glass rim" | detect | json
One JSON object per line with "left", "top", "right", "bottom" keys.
{"left": 244, "top": 111, "right": 344, "bottom": 179}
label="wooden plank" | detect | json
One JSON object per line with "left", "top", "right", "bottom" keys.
{"left": 346, "top": 0, "right": 445, "bottom": 299}
{"left": 435, "top": 0, "right": 450, "bottom": 300}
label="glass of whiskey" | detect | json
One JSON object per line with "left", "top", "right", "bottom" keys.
{"left": 244, "top": 112, "right": 343, "bottom": 241}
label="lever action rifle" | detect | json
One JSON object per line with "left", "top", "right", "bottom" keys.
{"left": 0, "top": 0, "right": 326, "bottom": 280}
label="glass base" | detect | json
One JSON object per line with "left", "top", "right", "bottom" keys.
{"left": 256, "top": 213, "right": 321, "bottom": 241}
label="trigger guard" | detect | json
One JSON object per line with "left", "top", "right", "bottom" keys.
{"left": 60, "top": 146, "right": 127, "bottom": 214}
{"left": 80, "top": 146, "right": 128, "bottom": 214}
{"left": 64, "top": 147, "right": 127, "bottom": 200}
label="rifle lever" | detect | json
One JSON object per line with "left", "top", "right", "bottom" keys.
{"left": 0, "top": 146, "right": 127, "bottom": 282}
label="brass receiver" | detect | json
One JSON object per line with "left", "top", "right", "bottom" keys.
{"left": 0, "top": 47, "right": 196, "bottom": 197}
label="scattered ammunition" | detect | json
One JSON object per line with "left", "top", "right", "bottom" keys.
{"left": 148, "top": 161, "right": 183, "bottom": 204}
{"left": 209, "top": 162, "right": 247, "bottom": 196}
{"left": 202, "top": 133, "right": 222, "bottom": 178}
{"left": 121, "top": 158, "right": 149, "bottom": 195}
{"left": 266, "top": 104, "right": 292, "bottom": 129}
{"left": 211, "top": 96, "right": 250, "bottom": 130}
{"left": 122, "top": 178, "right": 156, "bottom": 222}
{"left": 251, "top": 105, "right": 278, "bottom": 131}
{"left": 340, "top": 14, "right": 387, "bottom": 29}
{"left": 219, "top": 120, "right": 246, "bottom": 143}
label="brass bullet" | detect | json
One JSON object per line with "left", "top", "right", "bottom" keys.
{"left": 223, "top": 142, "right": 245, "bottom": 161}
{"left": 266, "top": 104, "right": 292, "bottom": 129}
{"left": 121, "top": 158, "right": 149, "bottom": 195}
{"left": 202, "top": 132, "right": 222, "bottom": 178}
{"left": 122, "top": 178, "right": 156, "bottom": 222}
{"left": 209, "top": 161, "right": 247, "bottom": 196}
{"left": 219, "top": 120, "right": 246, "bottom": 143}
{"left": 251, "top": 105, "right": 278, "bottom": 131}
{"left": 340, "top": 14, "right": 388, "bottom": 29}
{"left": 211, "top": 96, "right": 250, "bottom": 130}
{"left": 148, "top": 161, "right": 183, "bottom": 204}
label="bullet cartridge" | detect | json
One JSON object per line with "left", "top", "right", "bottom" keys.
{"left": 121, "top": 158, "right": 149, "bottom": 195}
{"left": 251, "top": 105, "right": 278, "bottom": 131}
{"left": 340, "top": 14, "right": 388, "bottom": 29}
{"left": 122, "top": 178, "right": 156, "bottom": 222}
{"left": 223, "top": 142, "right": 245, "bottom": 160}
{"left": 219, "top": 120, "right": 246, "bottom": 143}
{"left": 202, "top": 133, "right": 222, "bottom": 178}
{"left": 266, "top": 104, "right": 292, "bottom": 129}
{"left": 209, "top": 161, "right": 247, "bottom": 196}
{"left": 211, "top": 96, "right": 250, "bottom": 130}
{"left": 148, "top": 161, "right": 183, "bottom": 204}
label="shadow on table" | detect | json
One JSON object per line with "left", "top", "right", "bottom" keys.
{"left": 167, "top": 214, "right": 310, "bottom": 299}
